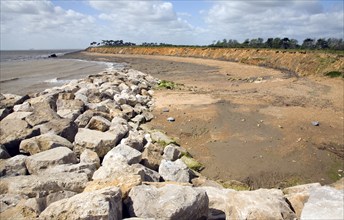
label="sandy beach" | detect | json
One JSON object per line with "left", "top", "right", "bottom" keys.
{"left": 2, "top": 50, "right": 343, "bottom": 188}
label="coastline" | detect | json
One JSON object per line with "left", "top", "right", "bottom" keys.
{"left": 0, "top": 52, "right": 343, "bottom": 219}
{"left": 2, "top": 50, "right": 343, "bottom": 187}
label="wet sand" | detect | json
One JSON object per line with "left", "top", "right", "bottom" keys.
{"left": 4, "top": 51, "right": 343, "bottom": 188}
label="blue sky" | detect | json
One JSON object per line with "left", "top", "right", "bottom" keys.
{"left": 1, "top": 0, "right": 343, "bottom": 49}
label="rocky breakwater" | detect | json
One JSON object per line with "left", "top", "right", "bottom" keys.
{"left": 0, "top": 68, "right": 343, "bottom": 220}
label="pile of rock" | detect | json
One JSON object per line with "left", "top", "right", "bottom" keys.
{"left": 1, "top": 69, "right": 342, "bottom": 219}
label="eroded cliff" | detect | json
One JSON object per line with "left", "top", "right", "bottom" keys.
{"left": 87, "top": 47, "right": 344, "bottom": 77}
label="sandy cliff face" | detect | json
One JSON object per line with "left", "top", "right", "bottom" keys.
{"left": 87, "top": 47, "right": 344, "bottom": 77}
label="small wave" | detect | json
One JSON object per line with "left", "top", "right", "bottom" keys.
{"left": 44, "top": 78, "right": 70, "bottom": 84}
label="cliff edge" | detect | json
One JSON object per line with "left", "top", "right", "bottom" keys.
{"left": 87, "top": 47, "right": 344, "bottom": 77}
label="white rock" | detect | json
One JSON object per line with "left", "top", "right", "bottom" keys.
{"left": 73, "top": 128, "right": 123, "bottom": 158}
{"left": 126, "top": 184, "right": 209, "bottom": 220}
{"left": 301, "top": 186, "right": 344, "bottom": 220}
{"left": 0, "top": 172, "right": 89, "bottom": 196}
{"left": 4, "top": 111, "right": 33, "bottom": 120}
{"left": 103, "top": 144, "right": 142, "bottom": 166}
{"left": 80, "top": 149, "right": 100, "bottom": 168}
{"left": 39, "top": 187, "right": 122, "bottom": 220}
{"left": 25, "top": 147, "right": 78, "bottom": 174}
{"left": 163, "top": 144, "right": 182, "bottom": 161}
{"left": 226, "top": 188, "right": 297, "bottom": 219}
{"left": 19, "top": 133, "right": 73, "bottom": 155}
{"left": 158, "top": 159, "right": 191, "bottom": 182}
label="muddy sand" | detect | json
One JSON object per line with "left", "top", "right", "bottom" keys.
{"left": 67, "top": 52, "right": 344, "bottom": 187}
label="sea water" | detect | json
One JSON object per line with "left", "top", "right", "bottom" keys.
{"left": 0, "top": 50, "right": 125, "bottom": 95}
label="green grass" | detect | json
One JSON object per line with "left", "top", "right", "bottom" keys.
{"left": 181, "top": 155, "right": 204, "bottom": 172}
{"left": 324, "top": 71, "right": 344, "bottom": 78}
{"left": 157, "top": 80, "right": 176, "bottom": 89}
{"left": 218, "top": 180, "right": 251, "bottom": 191}
{"left": 327, "top": 161, "right": 343, "bottom": 182}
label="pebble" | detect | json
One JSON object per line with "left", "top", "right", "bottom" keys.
{"left": 311, "top": 121, "right": 320, "bottom": 126}
{"left": 167, "top": 117, "right": 175, "bottom": 122}
{"left": 162, "top": 108, "right": 169, "bottom": 112}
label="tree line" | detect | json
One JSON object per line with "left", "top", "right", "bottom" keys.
{"left": 90, "top": 37, "right": 344, "bottom": 51}
{"left": 210, "top": 37, "right": 343, "bottom": 50}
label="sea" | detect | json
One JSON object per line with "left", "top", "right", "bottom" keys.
{"left": 0, "top": 50, "right": 125, "bottom": 95}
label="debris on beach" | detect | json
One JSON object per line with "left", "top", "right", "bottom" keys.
{"left": 311, "top": 121, "right": 320, "bottom": 126}
{"left": 167, "top": 117, "right": 175, "bottom": 122}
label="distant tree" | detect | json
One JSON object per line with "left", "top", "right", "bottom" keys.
{"left": 272, "top": 38, "right": 282, "bottom": 48}
{"left": 281, "top": 38, "right": 290, "bottom": 49}
{"left": 265, "top": 38, "right": 274, "bottom": 48}
{"left": 242, "top": 39, "right": 250, "bottom": 47}
{"left": 289, "top": 39, "right": 299, "bottom": 49}
{"left": 327, "top": 38, "right": 344, "bottom": 50}
{"left": 301, "top": 38, "right": 315, "bottom": 49}
{"left": 316, "top": 38, "right": 328, "bottom": 49}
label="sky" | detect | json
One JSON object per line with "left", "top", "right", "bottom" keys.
{"left": 1, "top": 0, "right": 343, "bottom": 50}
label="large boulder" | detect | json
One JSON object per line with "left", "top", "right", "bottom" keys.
{"left": 0, "top": 118, "right": 40, "bottom": 156}
{"left": 56, "top": 99, "right": 85, "bottom": 120}
{"left": 159, "top": 159, "right": 191, "bottom": 183}
{"left": 3, "top": 111, "right": 32, "bottom": 120}
{"left": 125, "top": 184, "right": 209, "bottom": 220}
{"left": 226, "top": 188, "right": 297, "bottom": 219}
{"left": 41, "top": 162, "right": 98, "bottom": 180}
{"left": 141, "top": 143, "right": 163, "bottom": 171}
{"left": 92, "top": 159, "right": 142, "bottom": 180}
{"left": 19, "top": 133, "right": 73, "bottom": 155}
{"left": 73, "top": 128, "right": 123, "bottom": 158}
{"left": 85, "top": 115, "right": 111, "bottom": 132}
{"left": 283, "top": 183, "right": 321, "bottom": 218}
{"left": 39, "top": 187, "right": 122, "bottom": 220}
{"left": 25, "top": 101, "right": 60, "bottom": 127}
{"left": 36, "top": 118, "right": 78, "bottom": 143}
{"left": 109, "top": 116, "right": 130, "bottom": 139}
{"left": 0, "top": 93, "right": 29, "bottom": 109}
{"left": 198, "top": 186, "right": 233, "bottom": 220}
{"left": 163, "top": 144, "right": 183, "bottom": 161}
{"left": 84, "top": 174, "right": 142, "bottom": 198}
{"left": 102, "top": 144, "right": 142, "bottom": 166}
{"left": 25, "top": 147, "right": 78, "bottom": 174}
{"left": 121, "top": 130, "right": 146, "bottom": 152}
{"left": 150, "top": 130, "right": 176, "bottom": 145}
{"left": 0, "top": 155, "right": 28, "bottom": 177}
{"left": 300, "top": 186, "right": 344, "bottom": 220}
{"left": 0, "top": 172, "right": 89, "bottom": 197}
{"left": 80, "top": 149, "right": 100, "bottom": 168}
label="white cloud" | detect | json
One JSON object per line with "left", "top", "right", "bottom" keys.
{"left": 1, "top": 0, "right": 99, "bottom": 49}
{"left": 88, "top": 1, "right": 202, "bottom": 45}
{"left": 203, "top": 0, "right": 344, "bottom": 42}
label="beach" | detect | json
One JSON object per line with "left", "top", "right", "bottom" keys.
{"left": 1, "top": 50, "right": 343, "bottom": 187}
{"left": 63, "top": 51, "right": 344, "bottom": 186}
